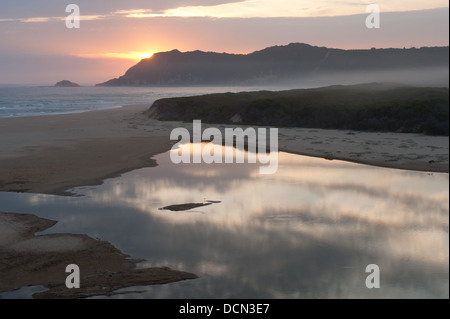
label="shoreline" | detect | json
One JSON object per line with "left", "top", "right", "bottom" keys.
{"left": 279, "top": 147, "right": 449, "bottom": 174}
{"left": 0, "top": 105, "right": 448, "bottom": 196}
{"left": 0, "top": 104, "right": 448, "bottom": 298}
{"left": 0, "top": 105, "right": 177, "bottom": 195}
{"left": 276, "top": 126, "right": 449, "bottom": 174}
{"left": 0, "top": 211, "right": 197, "bottom": 299}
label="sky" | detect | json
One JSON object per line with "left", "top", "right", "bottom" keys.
{"left": 0, "top": 0, "right": 448, "bottom": 85}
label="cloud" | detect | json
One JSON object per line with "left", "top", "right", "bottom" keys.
{"left": 144, "top": 0, "right": 448, "bottom": 18}
{"left": 0, "top": 15, "right": 105, "bottom": 24}
{"left": 150, "top": 0, "right": 357, "bottom": 18}
{"left": 22, "top": 15, "right": 104, "bottom": 23}
{"left": 1, "top": 0, "right": 448, "bottom": 21}
{"left": 0, "top": 0, "right": 245, "bottom": 19}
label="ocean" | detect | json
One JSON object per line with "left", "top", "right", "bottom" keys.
{"left": 0, "top": 85, "right": 270, "bottom": 118}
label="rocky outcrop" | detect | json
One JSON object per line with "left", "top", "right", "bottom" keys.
{"left": 55, "top": 80, "right": 81, "bottom": 87}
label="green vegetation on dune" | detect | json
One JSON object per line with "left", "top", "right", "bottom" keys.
{"left": 146, "top": 83, "right": 449, "bottom": 136}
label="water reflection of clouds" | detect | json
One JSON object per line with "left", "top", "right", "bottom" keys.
{"left": 74, "top": 146, "right": 448, "bottom": 288}
{"left": 75, "top": 148, "right": 448, "bottom": 230}
{"left": 4, "top": 144, "right": 447, "bottom": 298}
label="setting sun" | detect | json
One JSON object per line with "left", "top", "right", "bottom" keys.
{"left": 140, "top": 53, "right": 154, "bottom": 59}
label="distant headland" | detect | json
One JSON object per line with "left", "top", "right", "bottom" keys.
{"left": 96, "top": 43, "right": 449, "bottom": 87}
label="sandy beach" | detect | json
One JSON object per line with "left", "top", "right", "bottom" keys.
{"left": 0, "top": 104, "right": 448, "bottom": 298}
{"left": 0, "top": 104, "right": 447, "bottom": 196}
{"left": 0, "top": 105, "right": 176, "bottom": 195}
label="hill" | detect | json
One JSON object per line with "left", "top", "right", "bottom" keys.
{"left": 97, "top": 43, "right": 449, "bottom": 86}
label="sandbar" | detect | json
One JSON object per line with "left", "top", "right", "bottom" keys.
{"left": 0, "top": 105, "right": 447, "bottom": 197}
{"left": 0, "top": 211, "right": 197, "bottom": 299}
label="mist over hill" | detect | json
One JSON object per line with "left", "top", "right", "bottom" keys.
{"left": 97, "top": 43, "right": 449, "bottom": 87}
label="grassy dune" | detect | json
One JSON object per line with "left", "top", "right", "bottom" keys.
{"left": 146, "top": 83, "right": 449, "bottom": 136}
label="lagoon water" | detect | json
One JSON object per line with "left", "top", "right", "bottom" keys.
{"left": 0, "top": 144, "right": 448, "bottom": 299}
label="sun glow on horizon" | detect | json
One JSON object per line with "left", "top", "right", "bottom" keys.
{"left": 78, "top": 51, "right": 155, "bottom": 61}
{"left": 140, "top": 53, "right": 154, "bottom": 59}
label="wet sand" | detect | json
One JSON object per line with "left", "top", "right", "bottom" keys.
{"left": 0, "top": 105, "right": 175, "bottom": 195}
{"left": 0, "top": 104, "right": 448, "bottom": 298}
{"left": 277, "top": 128, "right": 449, "bottom": 173}
{"left": 0, "top": 211, "right": 197, "bottom": 299}
{"left": 0, "top": 104, "right": 447, "bottom": 197}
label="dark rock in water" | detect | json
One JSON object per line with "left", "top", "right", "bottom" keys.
{"left": 55, "top": 80, "right": 81, "bottom": 87}
{"left": 160, "top": 201, "right": 221, "bottom": 211}
{"left": 159, "top": 203, "right": 212, "bottom": 211}
{"left": 206, "top": 200, "right": 222, "bottom": 204}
